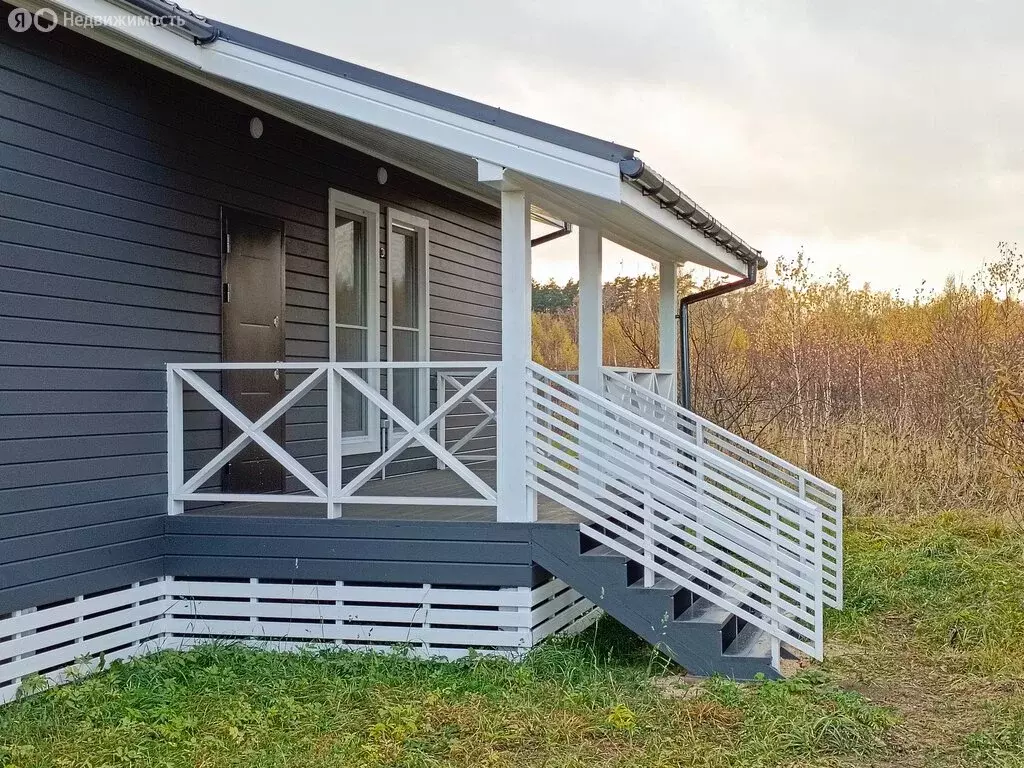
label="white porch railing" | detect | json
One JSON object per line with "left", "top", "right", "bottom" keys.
{"left": 166, "top": 362, "right": 498, "bottom": 517}
{"left": 436, "top": 370, "right": 497, "bottom": 466}
{"left": 525, "top": 362, "right": 826, "bottom": 660}
{"left": 605, "top": 367, "right": 676, "bottom": 400}
{"left": 602, "top": 368, "right": 843, "bottom": 609}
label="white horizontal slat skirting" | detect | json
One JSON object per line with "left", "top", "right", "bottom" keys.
{"left": 0, "top": 579, "right": 171, "bottom": 705}
{"left": 1, "top": 574, "right": 595, "bottom": 704}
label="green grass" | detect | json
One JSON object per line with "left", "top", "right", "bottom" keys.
{"left": 832, "top": 513, "right": 1024, "bottom": 676}
{"left": 3, "top": 511, "right": 1024, "bottom": 767}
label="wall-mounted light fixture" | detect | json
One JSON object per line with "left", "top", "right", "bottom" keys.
{"left": 377, "top": 167, "right": 388, "bottom": 185}
{"left": 249, "top": 117, "right": 264, "bottom": 139}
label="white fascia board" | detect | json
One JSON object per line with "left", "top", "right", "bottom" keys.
{"left": 619, "top": 182, "right": 747, "bottom": 276}
{"left": 37, "top": 0, "right": 622, "bottom": 202}
{"left": 208, "top": 45, "right": 622, "bottom": 201}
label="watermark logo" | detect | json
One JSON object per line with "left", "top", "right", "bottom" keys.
{"left": 7, "top": 6, "right": 57, "bottom": 32}
{"left": 6, "top": 5, "right": 185, "bottom": 32}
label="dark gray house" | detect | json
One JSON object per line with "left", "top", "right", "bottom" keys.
{"left": 0, "top": 0, "right": 843, "bottom": 700}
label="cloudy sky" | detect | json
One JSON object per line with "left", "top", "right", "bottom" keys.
{"left": 191, "top": 0, "right": 1024, "bottom": 292}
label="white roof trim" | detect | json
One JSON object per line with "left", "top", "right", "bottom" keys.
{"left": 618, "top": 182, "right": 748, "bottom": 275}
{"left": 27, "top": 0, "right": 622, "bottom": 202}
{"left": 30, "top": 0, "right": 750, "bottom": 272}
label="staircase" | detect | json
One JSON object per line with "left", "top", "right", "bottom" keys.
{"left": 534, "top": 525, "right": 778, "bottom": 679}
{"left": 524, "top": 363, "right": 843, "bottom": 677}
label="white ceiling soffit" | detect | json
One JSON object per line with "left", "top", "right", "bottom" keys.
{"left": 518, "top": 175, "right": 748, "bottom": 275}
{"left": 34, "top": 0, "right": 746, "bottom": 273}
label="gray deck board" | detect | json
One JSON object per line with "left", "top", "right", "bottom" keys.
{"left": 185, "top": 465, "right": 580, "bottom": 523}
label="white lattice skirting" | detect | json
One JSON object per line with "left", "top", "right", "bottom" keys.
{"left": 0, "top": 576, "right": 598, "bottom": 704}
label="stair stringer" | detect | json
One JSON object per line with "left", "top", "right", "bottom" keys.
{"left": 531, "top": 524, "right": 780, "bottom": 680}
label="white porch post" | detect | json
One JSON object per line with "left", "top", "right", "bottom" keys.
{"left": 659, "top": 261, "right": 678, "bottom": 398}
{"left": 497, "top": 185, "right": 536, "bottom": 522}
{"left": 577, "top": 227, "right": 603, "bottom": 393}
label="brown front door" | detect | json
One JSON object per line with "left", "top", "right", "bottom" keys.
{"left": 221, "top": 208, "right": 286, "bottom": 493}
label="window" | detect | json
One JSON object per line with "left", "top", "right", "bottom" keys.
{"left": 387, "top": 209, "right": 429, "bottom": 425}
{"left": 329, "top": 189, "right": 381, "bottom": 455}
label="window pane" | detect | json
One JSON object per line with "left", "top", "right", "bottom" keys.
{"left": 335, "top": 213, "right": 366, "bottom": 327}
{"left": 391, "top": 227, "right": 418, "bottom": 329}
{"left": 336, "top": 326, "right": 367, "bottom": 363}
{"left": 393, "top": 328, "right": 419, "bottom": 420}
{"left": 393, "top": 327, "right": 418, "bottom": 362}
{"left": 336, "top": 326, "right": 368, "bottom": 435}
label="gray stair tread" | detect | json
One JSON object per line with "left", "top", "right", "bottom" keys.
{"left": 724, "top": 623, "right": 773, "bottom": 659}
{"left": 582, "top": 542, "right": 638, "bottom": 558}
{"left": 678, "top": 597, "right": 734, "bottom": 626}
{"left": 629, "top": 576, "right": 682, "bottom": 592}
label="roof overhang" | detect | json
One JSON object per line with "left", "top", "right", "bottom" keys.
{"left": 24, "top": 0, "right": 752, "bottom": 275}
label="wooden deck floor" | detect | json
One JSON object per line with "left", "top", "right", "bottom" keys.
{"left": 186, "top": 465, "right": 579, "bottom": 523}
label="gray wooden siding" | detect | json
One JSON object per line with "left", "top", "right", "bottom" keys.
{"left": 0, "top": 22, "right": 502, "bottom": 613}
{"left": 165, "top": 517, "right": 544, "bottom": 588}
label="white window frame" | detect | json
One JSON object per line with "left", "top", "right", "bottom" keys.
{"left": 328, "top": 188, "right": 381, "bottom": 456}
{"left": 386, "top": 208, "right": 430, "bottom": 431}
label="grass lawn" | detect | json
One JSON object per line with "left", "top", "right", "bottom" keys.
{"left": 2, "top": 512, "right": 1023, "bottom": 767}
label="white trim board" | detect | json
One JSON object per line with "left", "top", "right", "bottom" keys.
{"left": 23, "top": 0, "right": 621, "bottom": 202}
{"left": 22, "top": 0, "right": 750, "bottom": 273}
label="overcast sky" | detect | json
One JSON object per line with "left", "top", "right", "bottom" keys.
{"left": 190, "top": 0, "right": 1024, "bottom": 292}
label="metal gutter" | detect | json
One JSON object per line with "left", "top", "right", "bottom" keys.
{"left": 116, "top": 0, "right": 219, "bottom": 44}
{"left": 620, "top": 158, "right": 761, "bottom": 266}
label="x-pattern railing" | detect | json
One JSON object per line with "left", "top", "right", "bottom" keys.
{"left": 167, "top": 362, "right": 499, "bottom": 517}
{"left": 436, "top": 371, "right": 497, "bottom": 464}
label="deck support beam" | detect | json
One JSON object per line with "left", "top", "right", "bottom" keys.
{"left": 659, "top": 261, "right": 678, "bottom": 398}
{"left": 577, "top": 227, "right": 603, "bottom": 394}
{"left": 497, "top": 184, "right": 536, "bottom": 522}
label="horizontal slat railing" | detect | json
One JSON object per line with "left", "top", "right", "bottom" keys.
{"left": 526, "top": 362, "right": 825, "bottom": 660}
{"left": 602, "top": 368, "right": 844, "bottom": 609}
{"left": 167, "top": 361, "right": 498, "bottom": 517}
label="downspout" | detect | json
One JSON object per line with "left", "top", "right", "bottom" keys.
{"left": 679, "top": 255, "right": 767, "bottom": 409}
{"left": 531, "top": 221, "right": 572, "bottom": 247}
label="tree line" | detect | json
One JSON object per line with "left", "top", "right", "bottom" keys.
{"left": 532, "top": 246, "right": 1024, "bottom": 519}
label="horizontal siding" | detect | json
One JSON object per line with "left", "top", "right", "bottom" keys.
{"left": 164, "top": 517, "right": 539, "bottom": 588}
{"left": 0, "top": 21, "right": 502, "bottom": 613}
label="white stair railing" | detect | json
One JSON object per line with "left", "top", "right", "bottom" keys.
{"left": 603, "top": 369, "right": 843, "bottom": 609}
{"left": 525, "top": 362, "right": 825, "bottom": 660}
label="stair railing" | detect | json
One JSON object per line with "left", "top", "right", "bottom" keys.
{"left": 602, "top": 369, "right": 843, "bottom": 609}
{"left": 525, "top": 362, "right": 825, "bottom": 660}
